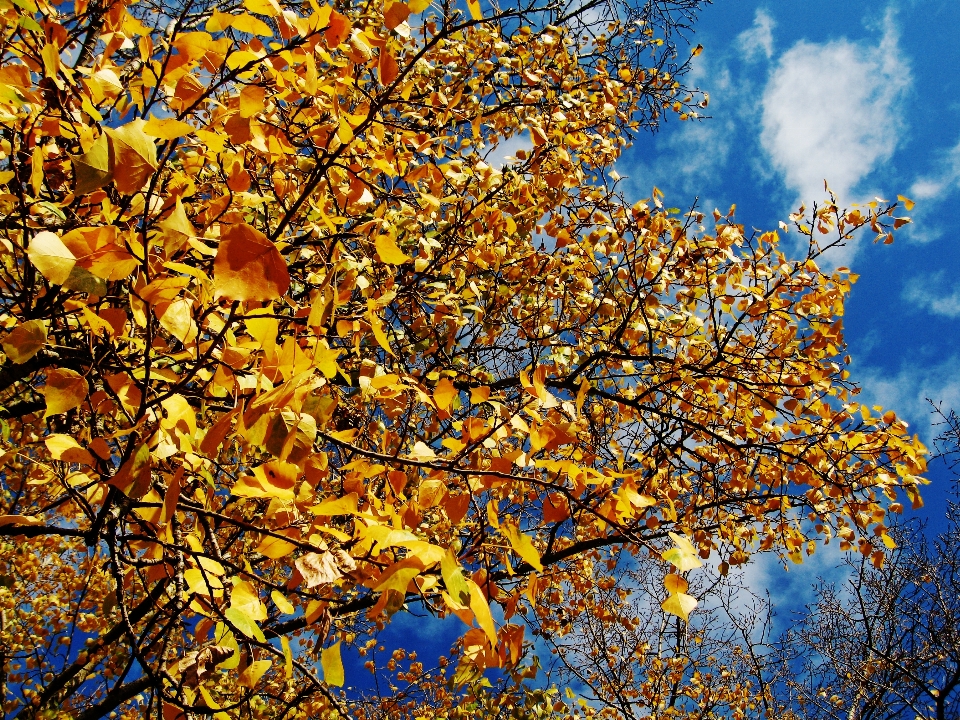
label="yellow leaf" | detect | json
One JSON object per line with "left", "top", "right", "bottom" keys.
{"left": 375, "top": 235, "right": 411, "bottom": 264}
{"left": 662, "top": 531, "right": 703, "bottom": 571}
{"left": 468, "top": 579, "right": 497, "bottom": 645}
{"left": 502, "top": 523, "right": 543, "bottom": 572}
{"left": 373, "top": 564, "right": 420, "bottom": 594}
{"left": 440, "top": 549, "right": 469, "bottom": 606}
{"left": 213, "top": 223, "right": 290, "bottom": 302}
{"left": 30, "top": 145, "right": 43, "bottom": 196}
{"left": 143, "top": 117, "right": 194, "bottom": 140}
{"left": 232, "top": 12, "right": 274, "bottom": 35}
{"left": 256, "top": 534, "right": 298, "bottom": 559}
{"left": 466, "top": 0, "right": 482, "bottom": 20}
{"left": 321, "top": 641, "right": 344, "bottom": 687}
{"left": 232, "top": 580, "right": 267, "bottom": 621}
{"left": 105, "top": 120, "right": 159, "bottom": 194}
{"left": 410, "top": 441, "right": 437, "bottom": 461}
{"left": 27, "top": 232, "right": 77, "bottom": 285}
{"left": 366, "top": 303, "right": 396, "bottom": 356}
{"left": 408, "top": 0, "right": 430, "bottom": 11}
{"left": 271, "top": 590, "right": 295, "bottom": 614}
{"left": 245, "top": 0, "right": 281, "bottom": 15}
{"left": 2, "top": 320, "right": 48, "bottom": 364}
{"left": 240, "top": 85, "right": 265, "bottom": 118}
{"left": 661, "top": 591, "right": 698, "bottom": 621}
{"left": 44, "top": 434, "right": 95, "bottom": 465}
{"left": 232, "top": 460, "right": 297, "bottom": 501}
{"left": 157, "top": 297, "right": 198, "bottom": 345}
{"left": 41, "top": 368, "right": 88, "bottom": 418}
{"left": 309, "top": 492, "right": 359, "bottom": 516}
{"left": 313, "top": 343, "right": 342, "bottom": 379}
{"left": 470, "top": 386, "right": 490, "bottom": 403}
{"left": 433, "top": 377, "right": 456, "bottom": 411}
{"left": 238, "top": 659, "right": 272, "bottom": 689}
{"left": 897, "top": 194, "right": 915, "bottom": 211}
{"left": 281, "top": 637, "right": 293, "bottom": 678}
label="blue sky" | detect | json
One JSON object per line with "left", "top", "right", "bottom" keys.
{"left": 620, "top": 0, "right": 960, "bottom": 524}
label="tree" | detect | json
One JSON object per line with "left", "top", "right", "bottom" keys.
{"left": 773, "top": 408, "right": 960, "bottom": 720}
{"left": 530, "top": 544, "right": 781, "bottom": 719}
{"left": 0, "top": 0, "right": 924, "bottom": 715}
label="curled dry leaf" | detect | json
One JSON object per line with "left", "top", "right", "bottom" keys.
{"left": 175, "top": 645, "right": 235, "bottom": 688}
{"left": 296, "top": 546, "right": 357, "bottom": 588}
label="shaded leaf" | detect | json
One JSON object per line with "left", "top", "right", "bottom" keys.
{"left": 213, "top": 223, "right": 290, "bottom": 301}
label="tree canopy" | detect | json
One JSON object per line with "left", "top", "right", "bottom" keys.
{"left": 0, "top": 0, "right": 926, "bottom": 716}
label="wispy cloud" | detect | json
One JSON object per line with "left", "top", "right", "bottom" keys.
{"left": 910, "top": 137, "right": 960, "bottom": 202}
{"left": 736, "top": 9, "right": 775, "bottom": 63}
{"left": 857, "top": 356, "right": 960, "bottom": 444}
{"left": 903, "top": 272, "right": 960, "bottom": 318}
{"left": 759, "top": 10, "right": 910, "bottom": 206}
{"left": 904, "top": 136, "right": 960, "bottom": 243}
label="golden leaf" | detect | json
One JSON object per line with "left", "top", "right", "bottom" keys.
{"left": 468, "top": 579, "right": 497, "bottom": 645}
{"left": 143, "top": 117, "right": 195, "bottom": 140}
{"left": 44, "top": 434, "right": 95, "bottom": 465}
{"left": 662, "top": 531, "right": 703, "bottom": 571}
{"left": 104, "top": 120, "right": 159, "bottom": 194}
{"left": 41, "top": 368, "right": 88, "bottom": 418}
{"left": 661, "top": 591, "right": 698, "bottom": 621}
{"left": 2, "top": 319, "right": 47, "bottom": 364}
{"left": 321, "top": 641, "right": 344, "bottom": 687}
{"left": 502, "top": 523, "right": 543, "bottom": 572}
{"left": 375, "top": 234, "right": 411, "bottom": 264}
{"left": 213, "top": 223, "right": 290, "bottom": 301}
{"left": 238, "top": 659, "right": 272, "bottom": 689}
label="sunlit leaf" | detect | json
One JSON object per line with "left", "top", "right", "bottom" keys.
{"left": 320, "top": 641, "right": 344, "bottom": 687}
{"left": 27, "top": 232, "right": 76, "bottom": 285}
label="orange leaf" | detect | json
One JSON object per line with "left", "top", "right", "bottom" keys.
{"left": 433, "top": 377, "right": 456, "bottom": 411}
{"left": 384, "top": 2, "right": 410, "bottom": 29}
{"left": 379, "top": 48, "right": 400, "bottom": 86}
{"left": 213, "top": 223, "right": 290, "bottom": 301}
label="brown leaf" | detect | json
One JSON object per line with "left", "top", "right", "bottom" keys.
{"left": 176, "top": 645, "right": 235, "bottom": 687}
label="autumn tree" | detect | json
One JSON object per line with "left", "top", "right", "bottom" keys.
{"left": 0, "top": 0, "right": 925, "bottom": 715}
{"left": 530, "top": 542, "right": 781, "bottom": 719}
{"left": 772, "top": 408, "right": 960, "bottom": 720}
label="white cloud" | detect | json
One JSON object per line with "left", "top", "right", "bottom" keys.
{"left": 910, "top": 136, "right": 960, "bottom": 202}
{"left": 903, "top": 272, "right": 960, "bottom": 318}
{"left": 737, "top": 9, "right": 775, "bottom": 62}
{"left": 759, "top": 10, "right": 910, "bottom": 207}
{"left": 857, "top": 356, "right": 960, "bottom": 444}
{"left": 903, "top": 136, "right": 960, "bottom": 243}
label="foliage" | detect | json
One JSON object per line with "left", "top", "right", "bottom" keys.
{"left": 774, "top": 408, "right": 960, "bottom": 720}
{"left": 0, "top": 0, "right": 926, "bottom": 715}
